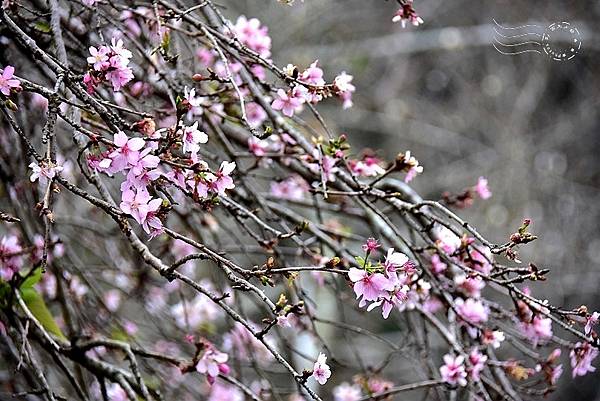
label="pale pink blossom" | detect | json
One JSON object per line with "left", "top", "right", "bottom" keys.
{"left": 208, "top": 382, "right": 244, "bottom": 401}
{"left": 119, "top": 188, "right": 162, "bottom": 226}
{"left": 178, "top": 122, "right": 208, "bottom": 161}
{"left": 349, "top": 157, "right": 385, "bottom": 177}
{"left": 101, "top": 131, "right": 146, "bottom": 173}
{"left": 440, "top": 354, "right": 467, "bottom": 387}
{"left": 430, "top": 254, "right": 448, "bottom": 275}
{"left": 0, "top": 235, "right": 23, "bottom": 281}
{"left": 467, "top": 348, "right": 487, "bottom": 381}
{"left": 87, "top": 46, "right": 109, "bottom": 71}
{"left": 454, "top": 275, "right": 486, "bottom": 298}
{"left": 231, "top": 16, "right": 272, "bottom": 58}
{"left": 367, "top": 284, "right": 410, "bottom": 319}
{"left": 383, "top": 248, "right": 409, "bottom": 273}
{"left": 401, "top": 150, "right": 423, "bottom": 182}
{"left": 519, "top": 316, "right": 553, "bottom": 346}
{"left": 270, "top": 176, "right": 309, "bottom": 200}
{"left": 570, "top": 342, "right": 598, "bottom": 377}
{"left": 272, "top": 88, "right": 305, "bottom": 117}
{"left": 196, "top": 344, "right": 229, "bottom": 384}
{"left": 312, "top": 353, "right": 331, "bottom": 385}
{"left": 0, "top": 65, "right": 21, "bottom": 96}
{"left": 29, "top": 161, "right": 63, "bottom": 184}
{"left": 246, "top": 102, "right": 267, "bottom": 127}
{"left": 248, "top": 136, "right": 269, "bottom": 157}
{"left": 104, "top": 289, "right": 121, "bottom": 312}
{"left": 348, "top": 268, "right": 394, "bottom": 305}
{"left": 210, "top": 161, "right": 236, "bottom": 196}
{"left": 482, "top": 329, "right": 505, "bottom": 349}
{"left": 333, "top": 382, "right": 362, "bottom": 401}
{"left": 455, "top": 298, "right": 488, "bottom": 325}
{"left": 334, "top": 71, "right": 355, "bottom": 109}
{"left": 475, "top": 176, "right": 492, "bottom": 199}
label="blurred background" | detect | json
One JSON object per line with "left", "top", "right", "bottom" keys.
{"left": 228, "top": 1, "right": 600, "bottom": 399}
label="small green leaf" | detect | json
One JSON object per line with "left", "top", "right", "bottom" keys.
{"left": 354, "top": 255, "right": 366, "bottom": 266}
{"left": 20, "top": 287, "right": 66, "bottom": 340}
{"left": 34, "top": 21, "right": 52, "bottom": 33}
{"left": 20, "top": 267, "right": 43, "bottom": 289}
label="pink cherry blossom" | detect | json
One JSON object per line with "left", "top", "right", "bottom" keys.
{"left": 119, "top": 188, "right": 162, "bottom": 226}
{"left": 87, "top": 46, "right": 110, "bottom": 71}
{"left": 272, "top": 88, "right": 305, "bottom": 117}
{"left": 178, "top": 122, "right": 208, "bottom": 161}
{"left": 455, "top": 297, "right": 488, "bottom": 325}
{"left": 248, "top": 136, "right": 269, "bottom": 157}
{"left": 570, "top": 342, "right": 598, "bottom": 377}
{"left": 85, "top": 37, "right": 133, "bottom": 92}
{"left": 348, "top": 268, "right": 395, "bottom": 304}
{"left": 401, "top": 151, "right": 423, "bottom": 182}
{"left": 383, "top": 248, "right": 409, "bottom": 273}
{"left": 101, "top": 131, "right": 146, "bottom": 173}
{"left": 106, "top": 67, "right": 134, "bottom": 91}
{"left": 301, "top": 60, "right": 325, "bottom": 103}
{"left": 430, "top": 254, "right": 448, "bottom": 275}
{"left": 231, "top": 16, "right": 272, "bottom": 58}
{"left": 334, "top": 71, "right": 355, "bottom": 109}
{"left": 519, "top": 316, "right": 553, "bottom": 346}
{"left": 367, "top": 285, "right": 410, "bottom": 319}
{"left": 196, "top": 47, "right": 216, "bottom": 67}
{"left": 475, "top": 176, "right": 492, "bottom": 199}
{"left": 29, "top": 161, "right": 63, "bottom": 184}
{"left": 482, "top": 329, "right": 505, "bottom": 349}
{"left": 104, "top": 289, "right": 121, "bottom": 312}
{"left": 246, "top": 102, "right": 267, "bottom": 127}
{"left": 362, "top": 238, "right": 381, "bottom": 253}
{"left": 196, "top": 344, "right": 229, "bottom": 384}
{"left": 270, "top": 176, "right": 309, "bottom": 200}
{"left": 455, "top": 275, "right": 486, "bottom": 298}
{"left": 349, "top": 156, "right": 385, "bottom": 177}
{"left": 467, "top": 348, "right": 487, "bottom": 381}
{"left": 333, "top": 382, "right": 362, "bottom": 401}
{"left": 0, "top": 66, "right": 21, "bottom": 96}
{"left": 440, "top": 354, "right": 467, "bottom": 387}
{"left": 435, "top": 225, "right": 462, "bottom": 254}
{"left": 306, "top": 149, "right": 339, "bottom": 182}
{"left": 0, "top": 235, "right": 23, "bottom": 281}
{"left": 312, "top": 353, "right": 331, "bottom": 385}
{"left": 208, "top": 382, "right": 244, "bottom": 401}
{"left": 210, "top": 161, "right": 236, "bottom": 196}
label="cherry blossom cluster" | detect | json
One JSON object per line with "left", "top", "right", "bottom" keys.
{"left": 87, "top": 122, "right": 237, "bottom": 237}
{"left": 0, "top": 232, "right": 64, "bottom": 281}
{"left": 3, "top": 2, "right": 600, "bottom": 401}
{"left": 348, "top": 239, "right": 417, "bottom": 319}
{"left": 84, "top": 37, "right": 134, "bottom": 93}
{"left": 272, "top": 61, "right": 356, "bottom": 116}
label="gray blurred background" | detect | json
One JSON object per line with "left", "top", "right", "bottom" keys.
{"left": 230, "top": 1, "right": 600, "bottom": 399}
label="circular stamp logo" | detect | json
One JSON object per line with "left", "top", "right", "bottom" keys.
{"left": 541, "top": 22, "right": 581, "bottom": 61}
